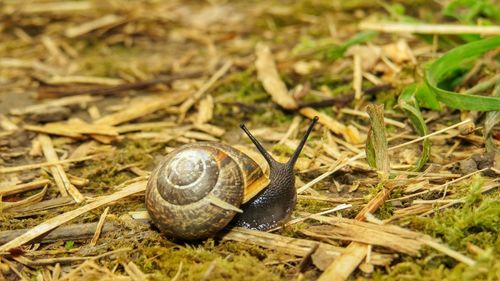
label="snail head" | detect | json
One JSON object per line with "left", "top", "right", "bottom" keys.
{"left": 233, "top": 116, "right": 319, "bottom": 230}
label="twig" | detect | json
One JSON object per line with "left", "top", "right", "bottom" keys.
{"left": 36, "top": 71, "right": 203, "bottom": 98}
{"left": 359, "top": 22, "right": 500, "bottom": 35}
{"left": 0, "top": 155, "right": 95, "bottom": 174}
{"left": 89, "top": 207, "right": 110, "bottom": 246}
{"left": 0, "top": 222, "right": 118, "bottom": 245}
{"left": 270, "top": 203, "right": 352, "bottom": 231}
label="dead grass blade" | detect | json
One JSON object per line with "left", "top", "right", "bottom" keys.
{"left": 359, "top": 22, "right": 500, "bottom": 35}
{"left": 0, "top": 179, "right": 51, "bottom": 197}
{"left": 0, "top": 156, "right": 95, "bottom": 174}
{"left": 95, "top": 92, "right": 190, "bottom": 126}
{"left": 0, "top": 180, "right": 146, "bottom": 252}
{"left": 255, "top": 43, "right": 298, "bottom": 110}
{"left": 39, "top": 134, "right": 84, "bottom": 202}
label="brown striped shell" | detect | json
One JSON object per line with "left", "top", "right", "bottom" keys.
{"left": 145, "top": 142, "right": 267, "bottom": 240}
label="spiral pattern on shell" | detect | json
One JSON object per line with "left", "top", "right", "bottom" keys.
{"left": 145, "top": 142, "right": 264, "bottom": 240}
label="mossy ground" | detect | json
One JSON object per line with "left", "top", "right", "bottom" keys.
{"left": 0, "top": 0, "right": 498, "bottom": 280}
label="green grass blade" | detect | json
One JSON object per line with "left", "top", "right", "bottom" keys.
{"left": 425, "top": 36, "right": 500, "bottom": 111}
{"left": 399, "top": 84, "right": 431, "bottom": 171}
{"left": 414, "top": 82, "right": 441, "bottom": 110}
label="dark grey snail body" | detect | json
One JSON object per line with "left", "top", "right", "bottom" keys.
{"left": 145, "top": 117, "right": 318, "bottom": 240}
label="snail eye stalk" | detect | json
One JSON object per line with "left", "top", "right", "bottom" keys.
{"left": 288, "top": 116, "right": 318, "bottom": 167}
{"left": 240, "top": 124, "right": 276, "bottom": 165}
{"left": 240, "top": 116, "right": 318, "bottom": 168}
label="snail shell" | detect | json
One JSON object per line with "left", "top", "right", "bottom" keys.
{"left": 145, "top": 142, "right": 268, "bottom": 240}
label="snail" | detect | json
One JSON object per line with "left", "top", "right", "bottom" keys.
{"left": 145, "top": 117, "right": 318, "bottom": 240}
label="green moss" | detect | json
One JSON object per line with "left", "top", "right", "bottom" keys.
{"left": 295, "top": 198, "right": 335, "bottom": 213}
{"left": 136, "top": 244, "right": 284, "bottom": 281}
{"left": 366, "top": 248, "right": 500, "bottom": 281}
{"left": 364, "top": 182, "right": 385, "bottom": 201}
{"left": 376, "top": 203, "right": 395, "bottom": 220}
{"left": 72, "top": 139, "right": 157, "bottom": 194}
{"left": 271, "top": 143, "right": 295, "bottom": 156}
{"left": 76, "top": 43, "right": 142, "bottom": 77}
{"left": 413, "top": 196, "right": 499, "bottom": 250}
{"left": 364, "top": 176, "right": 500, "bottom": 280}
{"left": 213, "top": 70, "right": 267, "bottom": 103}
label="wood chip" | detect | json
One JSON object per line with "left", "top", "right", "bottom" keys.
{"left": 305, "top": 215, "right": 423, "bottom": 256}
{"left": 12, "top": 197, "right": 75, "bottom": 217}
{"left": 41, "top": 35, "right": 68, "bottom": 65}
{"left": 0, "top": 58, "right": 60, "bottom": 75}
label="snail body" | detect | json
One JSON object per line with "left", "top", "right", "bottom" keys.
{"left": 146, "top": 117, "right": 318, "bottom": 240}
